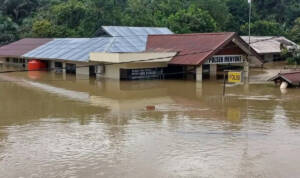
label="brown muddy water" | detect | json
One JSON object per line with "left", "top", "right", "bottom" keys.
{"left": 0, "top": 65, "right": 300, "bottom": 178}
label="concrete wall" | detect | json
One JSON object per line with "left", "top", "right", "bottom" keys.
{"left": 90, "top": 52, "right": 175, "bottom": 80}
{"left": 0, "top": 57, "right": 5, "bottom": 63}
{"left": 48, "top": 60, "right": 90, "bottom": 76}
{"left": 0, "top": 57, "right": 27, "bottom": 67}
{"left": 74, "top": 62, "right": 89, "bottom": 76}
{"left": 90, "top": 52, "right": 176, "bottom": 63}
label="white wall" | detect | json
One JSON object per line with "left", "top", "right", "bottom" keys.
{"left": 74, "top": 62, "right": 89, "bottom": 76}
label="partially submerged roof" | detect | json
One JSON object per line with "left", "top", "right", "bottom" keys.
{"left": 102, "top": 26, "right": 173, "bottom": 37}
{"left": 103, "top": 26, "right": 173, "bottom": 53}
{"left": 23, "top": 38, "right": 111, "bottom": 62}
{"left": 241, "top": 36, "right": 300, "bottom": 54}
{"left": 269, "top": 71, "right": 300, "bottom": 85}
{"left": 0, "top": 38, "right": 52, "bottom": 58}
{"left": 146, "top": 32, "right": 262, "bottom": 65}
{"left": 22, "top": 26, "right": 174, "bottom": 62}
{"left": 107, "top": 36, "right": 148, "bottom": 53}
{"left": 22, "top": 36, "right": 159, "bottom": 61}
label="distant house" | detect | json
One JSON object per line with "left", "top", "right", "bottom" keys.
{"left": 242, "top": 36, "right": 300, "bottom": 63}
{"left": 269, "top": 71, "right": 300, "bottom": 87}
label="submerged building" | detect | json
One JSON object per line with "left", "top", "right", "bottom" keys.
{"left": 0, "top": 26, "right": 174, "bottom": 77}
{"left": 0, "top": 26, "right": 262, "bottom": 82}
{"left": 91, "top": 32, "right": 262, "bottom": 81}
{"left": 269, "top": 71, "right": 300, "bottom": 87}
{"left": 242, "top": 36, "right": 300, "bottom": 63}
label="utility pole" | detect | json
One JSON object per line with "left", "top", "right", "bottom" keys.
{"left": 248, "top": 0, "right": 251, "bottom": 46}
{"left": 246, "top": 0, "right": 252, "bottom": 83}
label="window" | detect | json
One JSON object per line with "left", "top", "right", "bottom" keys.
{"left": 13, "top": 58, "right": 18, "bottom": 63}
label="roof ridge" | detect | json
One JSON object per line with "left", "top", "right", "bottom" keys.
{"left": 149, "top": 32, "right": 235, "bottom": 37}
{"left": 102, "top": 26, "right": 169, "bottom": 29}
{"left": 281, "top": 71, "right": 300, "bottom": 74}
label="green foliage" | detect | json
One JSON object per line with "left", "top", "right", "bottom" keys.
{"left": 253, "top": 0, "right": 300, "bottom": 26}
{"left": 167, "top": 6, "right": 217, "bottom": 33}
{"left": 52, "top": 0, "right": 87, "bottom": 28}
{"left": 0, "top": 14, "right": 18, "bottom": 45}
{"left": 287, "top": 48, "right": 300, "bottom": 65}
{"left": 225, "top": 0, "right": 252, "bottom": 33}
{"left": 0, "top": 0, "right": 40, "bottom": 22}
{"left": 240, "top": 20, "right": 285, "bottom": 36}
{"left": 0, "top": 0, "right": 300, "bottom": 43}
{"left": 290, "top": 18, "right": 300, "bottom": 43}
{"left": 32, "top": 19, "right": 54, "bottom": 37}
{"left": 121, "top": 0, "right": 191, "bottom": 27}
{"left": 197, "top": 0, "right": 230, "bottom": 31}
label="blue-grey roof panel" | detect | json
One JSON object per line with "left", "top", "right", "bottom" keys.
{"left": 23, "top": 37, "right": 112, "bottom": 62}
{"left": 22, "top": 26, "right": 174, "bottom": 61}
{"left": 102, "top": 26, "right": 173, "bottom": 37}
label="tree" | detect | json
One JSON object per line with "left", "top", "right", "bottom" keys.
{"left": 225, "top": 0, "right": 253, "bottom": 33}
{"left": 31, "top": 0, "right": 98, "bottom": 37}
{"left": 252, "top": 0, "right": 300, "bottom": 26}
{"left": 0, "top": 0, "right": 40, "bottom": 22}
{"left": 32, "top": 19, "right": 54, "bottom": 37}
{"left": 0, "top": 14, "right": 18, "bottom": 45}
{"left": 240, "top": 20, "right": 285, "bottom": 36}
{"left": 52, "top": 0, "right": 88, "bottom": 28}
{"left": 197, "top": 0, "right": 231, "bottom": 31}
{"left": 167, "top": 6, "right": 217, "bottom": 33}
{"left": 286, "top": 48, "right": 300, "bottom": 65}
{"left": 290, "top": 17, "right": 300, "bottom": 44}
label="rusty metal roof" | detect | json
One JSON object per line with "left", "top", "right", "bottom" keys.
{"left": 0, "top": 38, "right": 53, "bottom": 58}
{"left": 147, "top": 32, "right": 258, "bottom": 65}
{"left": 269, "top": 71, "right": 300, "bottom": 85}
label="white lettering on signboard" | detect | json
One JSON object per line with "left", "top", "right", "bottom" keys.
{"left": 205, "top": 55, "right": 244, "bottom": 64}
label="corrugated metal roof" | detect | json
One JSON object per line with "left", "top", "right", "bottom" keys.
{"left": 107, "top": 36, "right": 148, "bottom": 52}
{"left": 102, "top": 26, "right": 173, "bottom": 37}
{"left": 23, "top": 38, "right": 112, "bottom": 62}
{"left": 22, "top": 37, "right": 148, "bottom": 61}
{"left": 241, "top": 36, "right": 300, "bottom": 54}
{"left": 146, "top": 33, "right": 237, "bottom": 65}
{"left": 102, "top": 26, "right": 174, "bottom": 53}
{"left": 269, "top": 71, "right": 300, "bottom": 85}
{"left": 0, "top": 38, "right": 53, "bottom": 58}
{"left": 22, "top": 26, "right": 174, "bottom": 61}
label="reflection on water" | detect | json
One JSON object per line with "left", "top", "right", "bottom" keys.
{"left": 0, "top": 67, "right": 300, "bottom": 177}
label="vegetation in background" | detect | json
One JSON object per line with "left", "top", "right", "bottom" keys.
{"left": 240, "top": 20, "right": 285, "bottom": 36}
{"left": 0, "top": 0, "right": 300, "bottom": 46}
{"left": 0, "top": 13, "right": 18, "bottom": 44}
{"left": 167, "top": 6, "right": 217, "bottom": 33}
{"left": 290, "top": 17, "right": 300, "bottom": 44}
{"left": 285, "top": 48, "right": 300, "bottom": 65}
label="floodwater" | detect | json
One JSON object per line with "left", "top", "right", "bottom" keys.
{"left": 0, "top": 65, "right": 300, "bottom": 178}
